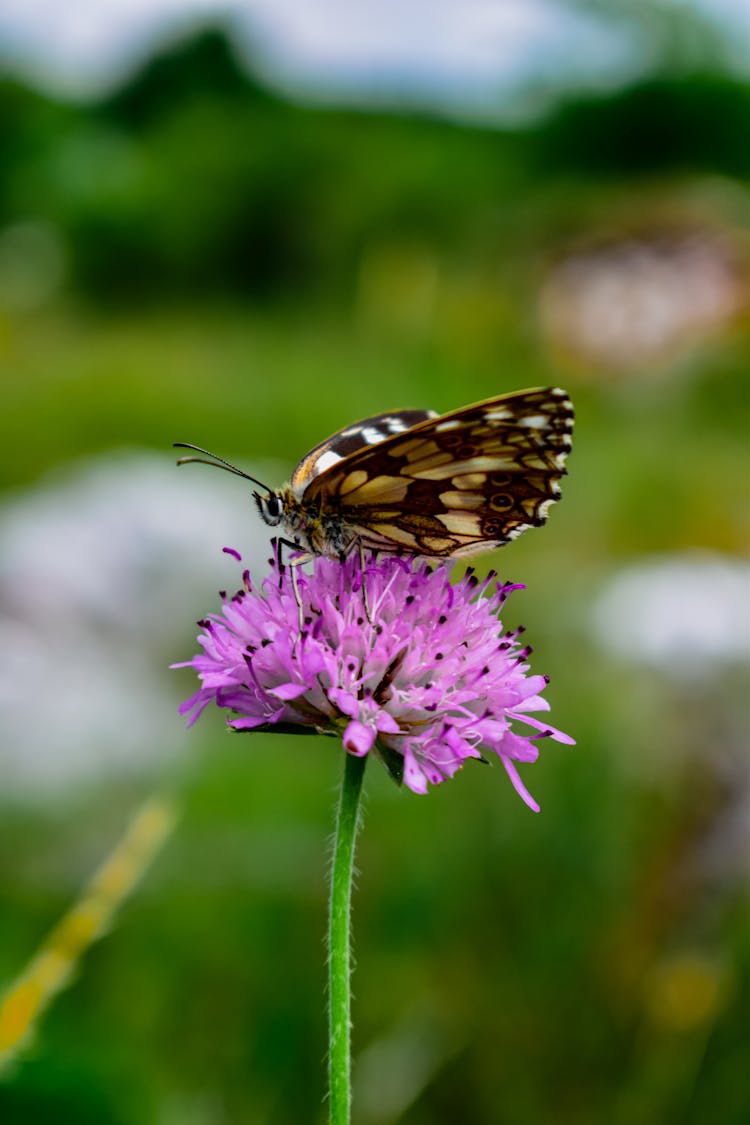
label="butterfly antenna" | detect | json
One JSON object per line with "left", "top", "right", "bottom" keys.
{"left": 173, "top": 443, "right": 272, "bottom": 493}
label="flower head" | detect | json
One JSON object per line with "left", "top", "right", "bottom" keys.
{"left": 176, "top": 547, "right": 573, "bottom": 810}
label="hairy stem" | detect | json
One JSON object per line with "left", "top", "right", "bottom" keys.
{"left": 328, "top": 752, "right": 367, "bottom": 1124}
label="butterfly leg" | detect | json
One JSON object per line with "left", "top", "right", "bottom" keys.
{"left": 289, "top": 557, "right": 309, "bottom": 630}
{"left": 276, "top": 537, "right": 312, "bottom": 630}
{"left": 337, "top": 537, "right": 374, "bottom": 625}
{"left": 358, "top": 539, "right": 374, "bottom": 625}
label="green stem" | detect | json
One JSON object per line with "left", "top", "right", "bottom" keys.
{"left": 328, "top": 751, "right": 367, "bottom": 1125}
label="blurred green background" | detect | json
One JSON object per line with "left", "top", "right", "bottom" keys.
{"left": 0, "top": 4, "right": 748, "bottom": 1123}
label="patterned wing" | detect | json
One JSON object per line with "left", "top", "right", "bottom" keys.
{"left": 291, "top": 409, "right": 437, "bottom": 493}
{"left": 300, "top": 388, "right": 574, "bottom": 557}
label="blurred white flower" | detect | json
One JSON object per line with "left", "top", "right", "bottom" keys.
{"left": 0, "top": 450, "right": 275, "bottom": 797}
{"left": 540, "top": 228, "right": 748, "bottom": 371}
{"left": 592, "top": 552, "right": 750, "bottom": 677}
{"left": 593, "top": 553, "right": 750, "bottom": 888}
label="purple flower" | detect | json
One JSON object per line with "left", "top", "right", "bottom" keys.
{"left": 175, "top": 547, "right": 573, "bottom": 810}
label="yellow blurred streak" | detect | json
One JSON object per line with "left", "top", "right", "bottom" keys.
{"left": 0, "top": 796, "right": 177, "bottom": 1071}
{"left": 646, "top": 951, "right": 731, "bottom": 1033}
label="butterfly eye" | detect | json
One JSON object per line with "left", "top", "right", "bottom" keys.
{"left": 260, "top": 493, "right": 283, "bottom": 526}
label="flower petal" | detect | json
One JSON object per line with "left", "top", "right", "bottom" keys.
{"left": 374, "top": 709, "right": 400, "bottom": 735}
{"left": 501, "top": 758, "right": 540, "bottom": 813}
{"left": 343, "top": 720, "right": 376, "bottom": 756}
{"left": 230, "top": 712, "right": 282, "bottom": 731}
{"left": 402, "top": 745, "right": 428, "bottom": 795}
{"left": 269, "top": 682, "right": 311, "bottom": 701}
{"left": 509, "top": 712, "right": 576, "bottom": 744}
{"left": 328, "top": 687, "right": 358, "bottom": 718}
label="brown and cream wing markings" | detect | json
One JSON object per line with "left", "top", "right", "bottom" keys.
{"left": 291, "top": 409, "right": 437, "bottom": 491}
{"left": 298, "top": 388, "right": 574, "bottom": 558}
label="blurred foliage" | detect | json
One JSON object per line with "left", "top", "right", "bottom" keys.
{"left": 0, "top": 20, "right": 748, "bottom": 1125}
{"left": 3, "top": 29, "right": 750, "bottom": 306}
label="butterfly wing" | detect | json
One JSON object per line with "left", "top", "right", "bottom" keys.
{"left": 299, "top": 388, "right": 574, "bottom": 558}
{"left": 291, "top": 409, "right": 437, "bottom": 493}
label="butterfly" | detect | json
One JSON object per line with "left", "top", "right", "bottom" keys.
{"left": 175, "top": 386, "right": 574, "bottom": 577}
